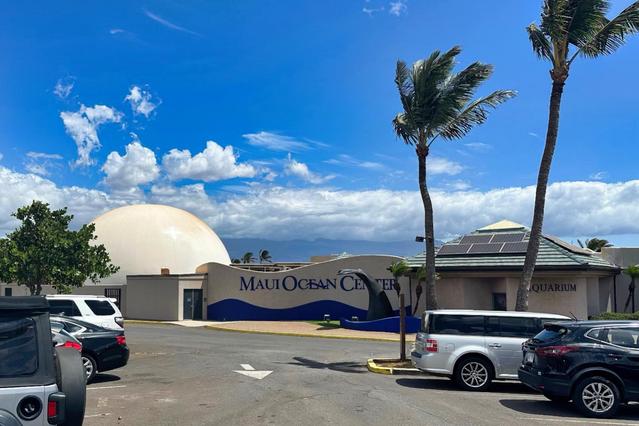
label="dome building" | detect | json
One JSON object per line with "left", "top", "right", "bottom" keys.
{"left": 92, "top": 204, "right": 230, "bottom": 285}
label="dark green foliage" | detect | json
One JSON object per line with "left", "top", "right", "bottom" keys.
{"left": 592, "top": 311, "right": 639, "bottom": 320}
{"left": 0, "top": 201, "right": 119, "bottom": 295}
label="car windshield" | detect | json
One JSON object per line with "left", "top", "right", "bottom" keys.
{"left": 0, "top": 317, "right": 38, "bottom": 377}
{"left": 532, "top": 324, "right": 569, "bottom": 343}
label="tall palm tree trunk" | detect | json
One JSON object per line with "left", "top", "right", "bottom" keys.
{"left": 417, "top": 145, "right": 439, "bottom": 310}
{"left": 516, "top": 78, "right": 566, "bottom": 311}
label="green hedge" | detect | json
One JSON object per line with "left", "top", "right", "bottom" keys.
{"left": 592, "top": 311, "right": 639, "bottom": 320}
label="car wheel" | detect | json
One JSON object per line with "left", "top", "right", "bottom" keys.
{"left": 55, "top": 347, "right": 86, "bottom": 426}
{"left": 81, "top": 353, "right": 98, "bottom": 383}
{"left": 454, "top": 357, "right": 493, "bottom": 391}
{"left": 543, "top": 392, "right": 570, "bottom": 403}
{"left": 572, "top": 376, "right": 620, "bottom": 418}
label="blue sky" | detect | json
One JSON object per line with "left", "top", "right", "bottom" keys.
{"left": 1, "top": 1, "right": 638, "bottom": 244}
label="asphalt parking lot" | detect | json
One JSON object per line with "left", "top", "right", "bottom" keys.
{"left": 85, "top": 324, "right": 639, "bottom": 425}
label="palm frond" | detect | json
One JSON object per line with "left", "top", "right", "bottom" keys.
{"left": 392, "top": 113, "right": 417, "bottom": 145}
{"left": 541, "top": 0, "right": 571, "bottom": 39}
{"left": 575, "top": 1, "right": 639, "bottom": 59}
{"left": 436, "top": 90, "right": 517, "bottom": 141}
{"left": 527, "top": 23, "right": 554, "bottom": 60}
{"left": 565, "top": 0, "right": 609, "bottom": 46}
{"left": 395, "top": 60, "right": 414, "bottom": 115}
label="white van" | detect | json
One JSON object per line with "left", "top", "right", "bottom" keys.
{"left": 46, "top": 295, "right": 124, "bottom": 331}
{"left": 411, "top": 309, "right": 570, "bottom": 391}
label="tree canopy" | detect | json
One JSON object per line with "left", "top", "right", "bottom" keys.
{"left": 0, "top": 201, "right": 119, "bottom": 295}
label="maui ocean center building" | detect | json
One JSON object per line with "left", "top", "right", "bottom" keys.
{"left": 1, "top": 205, "right": 635, "bottom": 321}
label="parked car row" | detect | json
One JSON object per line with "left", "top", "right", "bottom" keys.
{"left": 411, "top": 310, "right": 639, "bottom": 419}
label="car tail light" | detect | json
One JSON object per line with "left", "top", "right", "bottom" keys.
{"left": 535, "top": 345, "right": 578, "bottom": 357}
{"left": 48, "top": 392, "right": 66, "bottom": 424}
{"left": 425, "top": 338, "right": 438, "bottom": 352}
{"left": 62, "top": 341, "right": 82, "bottom": 351}
{"left": 115, "top": 317, "right": 124, "bottom": 328}
{"left": 116, "top": 335, "right": 127, "bottom": 346}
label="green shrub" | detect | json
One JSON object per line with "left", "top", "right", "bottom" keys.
{"left": 592, "top": 311, "right": 639, "bottom": 320}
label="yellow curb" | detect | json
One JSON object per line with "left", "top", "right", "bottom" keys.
{"left": 367, "top": 358, "right": 422, "bottom": 375}
{"left": 367, "top": 358, "right": 393, "bottom": 375}
{"left": 125, "top": 319, "right": 172, "bottom": 325}
{"left": 204, "top": 325, "right": 411, "bottom": 343}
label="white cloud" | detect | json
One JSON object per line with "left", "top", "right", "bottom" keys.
{"left": 3, "top": 165, "right": 639, "bottom": 243}
{"left": 528, "top": 132, "right": 540, "bottom": 138}
{"left": 429, "top": 157, "right": 464, "bottom": 175}
{"left": 27, "top": 152, "right": 63, "bottom": 160}
{"left": 389, "top": 1, "right": 407, "bottom": 16}
{"left": 445, "top": 180, "right": 472, "bottom": 191}
{"left": 464, "top": 142, "right": 492, "bottom": 151}
{"left": 143, "top": 9, "right": 201, "bottom": 36}
{"left": 325, "top": 154, "right": 385, "bottom": 170}
{"left": 284, "top": 154, "right": 335, "bottom": 184}
{"left": 54, "top": 78, "right": 74, "bottom": 100}
{"left": 242, "top": 131, "right": 324, "bottom": 152}
{"left": 60, "top": 104, "right": 123, "bottom": 167}
{"left": 125, "top": 86, "right": 160, "bottom": 118}
{"left": 590, "top": 171, "right": 607, "bottom": 181}
{"left": 363, "top": 7, "right": 384, "bottom": 16}
{"left": 162, "top": 141, "right": 256, "bottom": 182}
{"left": 102, "top": 141, "right": 160, "bottom": 189}
{"left": 110, "top": 28, "right": 125, "bottom": 35}
{"left": 24, "top": 152, "right": 64, "bottom": 176}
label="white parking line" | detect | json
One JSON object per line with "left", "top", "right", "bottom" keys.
{"left": 518, "top": 416, "right": 637, "bottom": 425}
{"left": 88, "top": 385, "right": 127, "bottom": 391}
{"left": 84, "top": 413, "right": 112, "bottom": 418}
{"left": 240, "top": 364, "right": 255, "bottom": 371}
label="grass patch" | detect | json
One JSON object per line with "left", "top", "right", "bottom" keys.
{"left": 307, "top": 320, "right": 341, "bottom": 329}
{"left": 592, "top": 311, "right": 639, "bottom": 320}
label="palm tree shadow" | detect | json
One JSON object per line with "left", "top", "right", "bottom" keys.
{"left": 283, "top": 356, "right": 368, "bottom": 374}
{"left": 499, "top": 399, "right": 639, "bottom": 421}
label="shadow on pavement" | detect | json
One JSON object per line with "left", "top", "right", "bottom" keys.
{"left": 283, "top": 356, "right": 368, "bottom": 374}
{"left": 90, "top": 373, "right": 121, "bottom": 384}
{"left": 395, "top": 377, "right": 536, "bottom": 395}
{"left": 499, "top": 399, "right": 639, "bottom": 421}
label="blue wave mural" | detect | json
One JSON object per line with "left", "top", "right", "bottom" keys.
{"left": 340, "top": 316, "right": 421, "bottom": 333}
{"left": 207, "top": 299, "right": 368, "bottom": 321}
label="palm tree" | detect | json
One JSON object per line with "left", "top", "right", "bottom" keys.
{"left": 258, "top": 249, "right": 272, "bottom": 263}
{"left": 516, "top": 0, "right": 639, "bottom": 311}
{"left": 388, "top": 260, "right": 410, "bottom": 360}
{"left": 413, "top": 266, "right": 427, "bottom": 315}
{"left": 623, "top": 265, "right": 639, "bottom": 312}
{"left": 231, "top": 258, "right": 241, "bottom": 264}
{"left": 241, "top": 252, "right": 255, "bottom": 264}
{"left": 393, "top": 46, "right": 515, "bottom": 310}
{"left": 584, "top": 238, "right": 613, "bottom": 252}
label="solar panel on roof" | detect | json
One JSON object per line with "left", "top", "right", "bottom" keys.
{"left": 467, "top": 243, "right": 504, "bottom": 254}
{"left": 438, "top": 244, "right": 472, "bottom": 255}
{"left": 490, "top": 233, "right": 525, "bottom": 243}
{"left": 500, "top": 241, "right": 528, "bottom": 253}
{"left": 459, "top": 234, "right": 493, "bottom": 244}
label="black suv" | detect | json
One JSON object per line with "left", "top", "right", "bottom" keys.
{"left": 0, "top": 296, "right": 86, "bottom": 425}
{"left": 519, "top": 320, "right": 639, "bottom": 418}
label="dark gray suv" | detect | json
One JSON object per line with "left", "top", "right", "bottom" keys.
{"left": 0, "top": 296, "right": 86, "bottom": 425}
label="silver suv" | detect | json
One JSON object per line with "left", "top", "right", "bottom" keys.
{"left": 0, "top": 297, "right": 86, "bottom": 425}
{"left": 411, "top": 309, "right": 570, "bottom": 391}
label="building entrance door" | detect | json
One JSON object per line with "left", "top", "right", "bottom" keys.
{"left": 183, "top": 289, "right": 203, "bottom": 320}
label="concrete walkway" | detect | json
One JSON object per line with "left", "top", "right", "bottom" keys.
{"left": 130, "top": 319, "right": 416, "bottom": 342}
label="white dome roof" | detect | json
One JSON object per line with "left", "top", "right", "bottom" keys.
{"left": 92, "top": 204, "right": 230, "bottom": 284}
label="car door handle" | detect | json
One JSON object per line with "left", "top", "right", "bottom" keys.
{"left": 488, "top": 343, "right": 502, "bottom": 348}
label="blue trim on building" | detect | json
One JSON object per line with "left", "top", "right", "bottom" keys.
{"left": 207, "top": 299, "right": 368, "bottom": 321}
{"left": 340, "top": 316, "right": 421, "bottom": 333}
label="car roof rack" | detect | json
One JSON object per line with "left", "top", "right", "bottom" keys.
{"left": 0, "top": 296, "right": 49, "bottom": 311}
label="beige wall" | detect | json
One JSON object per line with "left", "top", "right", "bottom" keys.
{"left": 126, "top": 276, "right": 179, "bottom": 321}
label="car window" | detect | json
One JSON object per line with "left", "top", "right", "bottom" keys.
{"left": 499, "top": 317, "right": 538, "bottom": 338}
{"left": 430, "top": 315, "right": 485, "bottom": 335}
{"left": 591, "top": 327, "right": 639, "bottom": 348}
{"left": 533, "top": 325, "right": 569, "bottom": 343}
{"left": 85, "top": 299, "right": 115, "bottom": 316}
{"left": 48, "top": 299, "right": 81, "bottom": 316}
{"left": 0, "top": 317, "right": 38, "bottom": 377}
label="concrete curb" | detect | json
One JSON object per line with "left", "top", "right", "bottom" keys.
{"left": 367, "top": 358, "right": 423, "bottom": 375}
